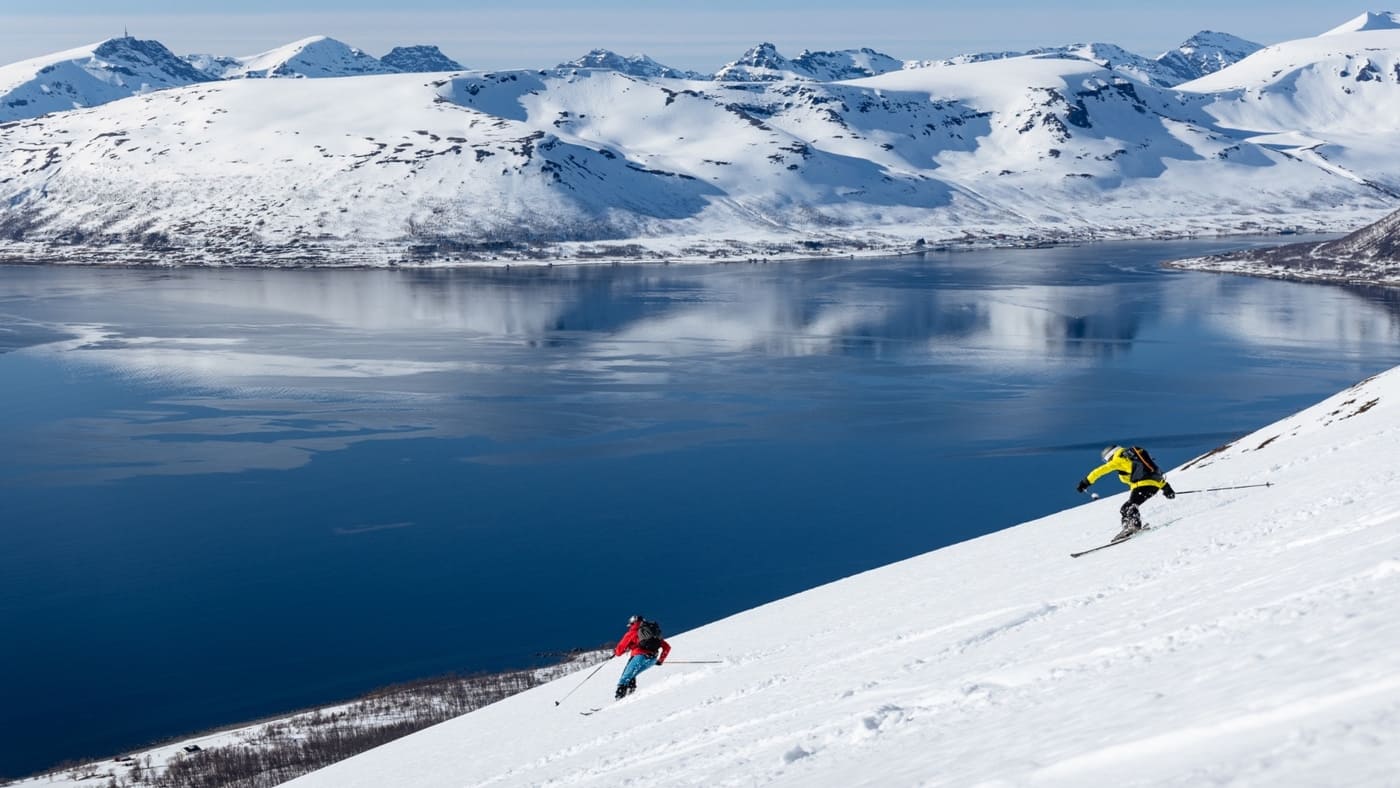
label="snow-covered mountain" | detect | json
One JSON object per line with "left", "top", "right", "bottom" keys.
{"left": 2, "top": 14, "right": 1400, "bottom": 265}
{"left": 277, "top": 363, "right": 1400, "bottom": 786}
{"left": 556, "top": 49, "right": 703, "bottom": 79}
{"left": 921, "top": 42, "right": 1182, "bottom": 87}
{"left": 1177, "top": 22, "right": 1400, "bottom": 206}
{"left": 918, "top": 32, "right": 1261, "bottom": 88}
{"left": 191, "top": 36, "right": 397, "bottom": 79}
{"left": 380, "top": 45, "right": 464, "bottom": 73}
{"left": 715, "top": 43, "right": 903, "bottom": 81}
{"left": 1, "top": 41, "right": 1395, "bottom": 266}
{"left": 1325, "top": 10, "right": 1400, "bottom": 34}
{"left": 0, "top": 36, "right": 212, "bottom": 122}
{"left": 1156, "top": 31, "right": 1264, "bottom": 82}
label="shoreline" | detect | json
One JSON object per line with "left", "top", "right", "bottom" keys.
{"left": 0, "top": 211, "right": 1366, "bottom": 272}
{"left": 4, "top": 650, "right": 610, "bottom": 787}
{"left": 0, "top": 223, "right": 1348, "bottom": 272}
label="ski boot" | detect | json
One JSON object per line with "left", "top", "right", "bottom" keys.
{"left": 1113, "top": 508, "right": 1143, "bottom": 541}
{"left": 615, "top": 684, "right": 628, "bottom": 700}
{"left": 625, "top": 679, "right": 637, "bottom": 696}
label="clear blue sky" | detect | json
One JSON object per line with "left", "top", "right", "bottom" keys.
{"left": 0, "top": 1, "right": 1370, "bottom": 71}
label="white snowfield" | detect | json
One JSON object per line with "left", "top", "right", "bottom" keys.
{"left": 287, "top": 366, "right": 1400, "bottom": 786}
{"left": 0, "top": 37, "right": 211, "bottom": 123}
{"left": 203, "top": 36, "right": 400, "bottom": 80}
{"left": 3, "top": 15, "right": 1400, "bottom": 264}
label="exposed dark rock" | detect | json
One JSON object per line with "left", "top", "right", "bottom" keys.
{"left": 1168, "top": 207, "right": 1400, "bottom": 285}
{"left": 382, "top": 45, "right": 465, "bottom": 73}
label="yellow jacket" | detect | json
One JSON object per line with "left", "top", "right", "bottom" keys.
{"left": 1086, "top": 447, "right": 1166, "bottom": 490}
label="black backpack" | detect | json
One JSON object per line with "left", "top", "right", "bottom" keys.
{"left": 637, "top": 619, "right": 663, "bottom": 652}
{"left": 1129, "top": 446, "right": 1162, "bottom": 481}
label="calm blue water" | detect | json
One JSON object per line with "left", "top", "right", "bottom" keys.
{"left": 2, "top": 239, "right": 1399, "bottom": 776}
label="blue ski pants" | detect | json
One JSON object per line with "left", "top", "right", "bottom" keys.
{"left": 617, "top": 653, "right": 657, "bottom": 687}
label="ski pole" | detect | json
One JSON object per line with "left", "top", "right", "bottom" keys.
{"left": 1174, "top": 482, "right": 1273, "bottom": 495}
{"left": 659, "top": 660, "right": 723, "bottom": 664}
{"left": 554, "top": 658, "right": 610, "bottom": 707}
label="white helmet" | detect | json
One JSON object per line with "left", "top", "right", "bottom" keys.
{"left": 1101, "top": 445, "right": 1123, "bottom": 462}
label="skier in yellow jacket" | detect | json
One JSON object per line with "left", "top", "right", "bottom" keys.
{"left": 1077, "top": 445, "right": 1176, "bottom": 540}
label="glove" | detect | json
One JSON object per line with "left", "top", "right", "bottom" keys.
{"left": 655, "top": 660, "right": 664, "bottom": 667}
{"left": 1163, "top": 483, "right": 1176, "bottom": 499}
{"left": 1076, "top": 478, "right": 1091, "bottom": 494}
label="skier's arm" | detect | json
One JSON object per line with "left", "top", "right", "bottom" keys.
{"left": 614, "top": 630, "right": 637, "bottom": 657}
{"left": 656, "top": 640, "right": 671, "bottom": 665}
{"left": 1084, "top": 459, "right": 1120, "bottom": 485}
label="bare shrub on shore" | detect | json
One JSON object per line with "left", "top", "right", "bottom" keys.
{"left": 39, "top": 650, "right": 608, "bottom": 788}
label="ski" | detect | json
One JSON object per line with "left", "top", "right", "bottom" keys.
{"left": 1070, "top": 524, "right": 1150, "bottom": 558}
{"left": 1070, "top": 537, "right": 1132, "bottom": 558}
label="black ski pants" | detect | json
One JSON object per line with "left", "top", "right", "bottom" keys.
{"left": 1120, "top": 485, "right": 1159, "bottom": 526}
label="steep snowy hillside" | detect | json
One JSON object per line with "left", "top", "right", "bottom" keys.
{"left": 1156, "top": 31, "right": 1264, "bottom": 82}
{"left": 1179, "top": 25, "right": 1400, "bottom": 197}
{"left": 1069, "top": 42, "right": 1185, "bottom": 86}
{"left": 380, "top": 45, "right": 464, "bottom": 73}
{"left": 0, "top": 36, "right": 212, "bottom": 122}
{"left": 200, "top": 36, "right": 397, "bottom": 79}
{"left": 286, "top": 366, "right": 1400, "bottom": 786}
{"left": 557, "top": 49, "right": 703, "bottom": 79}
{"left": 1325, "top": 10, "right": 1400, "bottom": 34}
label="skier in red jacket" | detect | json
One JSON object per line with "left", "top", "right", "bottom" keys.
{"left": 614, "top": 615, "right": 671, "bottom": 699}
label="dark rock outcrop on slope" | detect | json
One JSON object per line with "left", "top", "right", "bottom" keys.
{"left": 382, "top": 45, "right": 465, "bottom": 73}
{"left": 556, "top": 49, "right": 703, "bottom": 79}
{"left": 1167, "top": 207, "right": 1400, "bottom": 285}
{"left": 1158, "top": 31, "right": 1263, "bottom": 83}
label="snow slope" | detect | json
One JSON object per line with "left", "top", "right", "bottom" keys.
{"left": 2, "top": 48, "right": 1393, "bottom": 265}
{"left": 1179, "top": 25, "right": 1400, "bottom": 197}
{"left": 1, "top": 16, "right": 1398, "bottom": 264}
{"left": 196, "top": 36, "right": 397, "bottom": 79}
{"left": 0, "top": 37, "right": 212, "bottom": 122}
{"left": 285, "top": 366, "right": 1400, "bottom": 786}
{"left": 916, "top": 32, "right": 1262, "bottom": 87}
{"left": 1325, "top": 11, "right": 1400, "bottom": 35}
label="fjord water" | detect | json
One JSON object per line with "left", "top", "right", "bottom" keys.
{"left": 2, "top": 239, "right": 1398, "bottom": 776}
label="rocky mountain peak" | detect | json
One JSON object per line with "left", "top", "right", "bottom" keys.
{"left": 381, "top": 45, "right": 464, "bottom": 73}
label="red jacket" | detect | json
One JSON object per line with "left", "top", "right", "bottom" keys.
{"left": 614, "top": 621, "right": 672, "bottom": 662}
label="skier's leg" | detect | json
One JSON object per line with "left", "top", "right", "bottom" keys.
{"left": 617, "top": 656, "right": 641, "bottom": 698}
{"left": 616, "top": 654, "right": 656, "bottom": 698}
{"left": 616, "top": 654, "right": 656, "bottom": 697}
{"left": 1116, "top": 487, "right": 1157, "bottom": 537}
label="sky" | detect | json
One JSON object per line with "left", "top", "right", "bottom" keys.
{"left": 0, "top": 1, "right": 1376, "bottom": 71}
